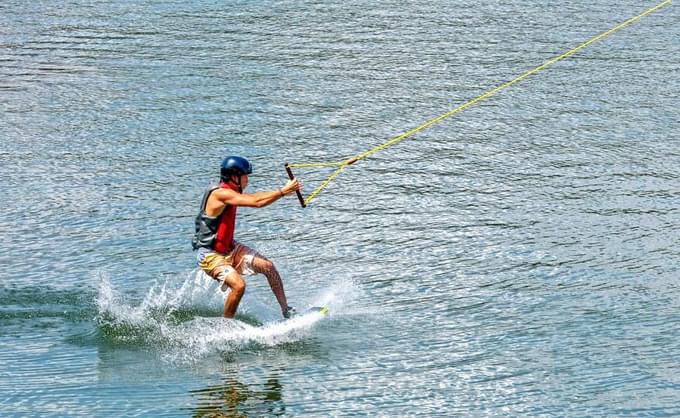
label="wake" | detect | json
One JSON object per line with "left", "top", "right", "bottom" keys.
{"left": 95, "top": 270, "right": 356, "bottom": 362}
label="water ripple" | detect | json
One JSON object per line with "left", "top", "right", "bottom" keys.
{"left": 2, "top": 0, "right": 679, "bottom": 415}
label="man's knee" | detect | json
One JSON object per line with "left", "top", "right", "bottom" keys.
{"left": 231, "top": 275, "right": 246, "bottom": 294}
{"left": 255, "top": 257, "right": 275, "bottom": 274}
{"left": 214, "top": 267, "right": 246, "bottom": 294}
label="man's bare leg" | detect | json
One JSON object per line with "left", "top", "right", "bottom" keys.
{"left": 212, "top": 267, "right": 246, "bottom": 318}
{"left": 251, "top": 256, "right": 289, "bottom": 316}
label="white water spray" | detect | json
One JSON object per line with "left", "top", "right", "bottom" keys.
{"left": 95, "top": 270, "right": 359, "bottom": 362}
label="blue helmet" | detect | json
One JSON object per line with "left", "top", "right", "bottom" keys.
{"left": 220, "top": 156, "right": 253, "bottom": 181}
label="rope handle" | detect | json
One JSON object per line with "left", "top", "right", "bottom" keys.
{"left": 284, "top": 163, "right": 306, "bottom": 208}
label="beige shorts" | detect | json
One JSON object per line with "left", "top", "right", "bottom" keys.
{"left": 196, "top": 242, "right": 259, "bottom": 279}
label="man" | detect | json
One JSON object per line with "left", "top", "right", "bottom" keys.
{"left": 192, "top": 155, "right": 302, "bottom": 319}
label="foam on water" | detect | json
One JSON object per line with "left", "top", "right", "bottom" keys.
{"left": 96, "top": 270, "right": 357, "bottom": 362}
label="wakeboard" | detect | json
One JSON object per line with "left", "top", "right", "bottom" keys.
{"left": 282, "top": 306, "right": 329, "bottom": 323}
{"left": 299, "top": 306, "right": 329, "bottom": 316}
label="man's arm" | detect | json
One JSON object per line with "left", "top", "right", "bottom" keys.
{"left": 218, "top": 178, "right": 301, "bottom": 208}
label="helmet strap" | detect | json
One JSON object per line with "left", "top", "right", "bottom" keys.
{"left": 230, "top": 174, "right": 243, "bottom": 193}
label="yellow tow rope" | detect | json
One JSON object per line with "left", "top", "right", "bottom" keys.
{"left": 287, "top": 0, "right": 672, "bottom": 207}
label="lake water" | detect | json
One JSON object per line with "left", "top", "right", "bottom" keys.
{"left": 1, "top": 1, "right": 679, "bottom": 416}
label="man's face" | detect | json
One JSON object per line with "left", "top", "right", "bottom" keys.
{"left": 239, "top": 174, "right": 249, "bottom": 190}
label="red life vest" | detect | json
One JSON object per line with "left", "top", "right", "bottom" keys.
{"left": 213, "top": 181, "right": 238, "bottom": 253}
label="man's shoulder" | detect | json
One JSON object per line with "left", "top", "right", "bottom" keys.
{"left": 208, "top": 185, "right": 240, "bottom": 202}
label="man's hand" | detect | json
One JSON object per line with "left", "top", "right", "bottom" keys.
{"left": 281, "top": 178, "right": 302, "bottom": 196}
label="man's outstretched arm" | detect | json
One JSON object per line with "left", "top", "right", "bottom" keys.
{"left": 218, "top": 178, "right": 301, "bottom": 208}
